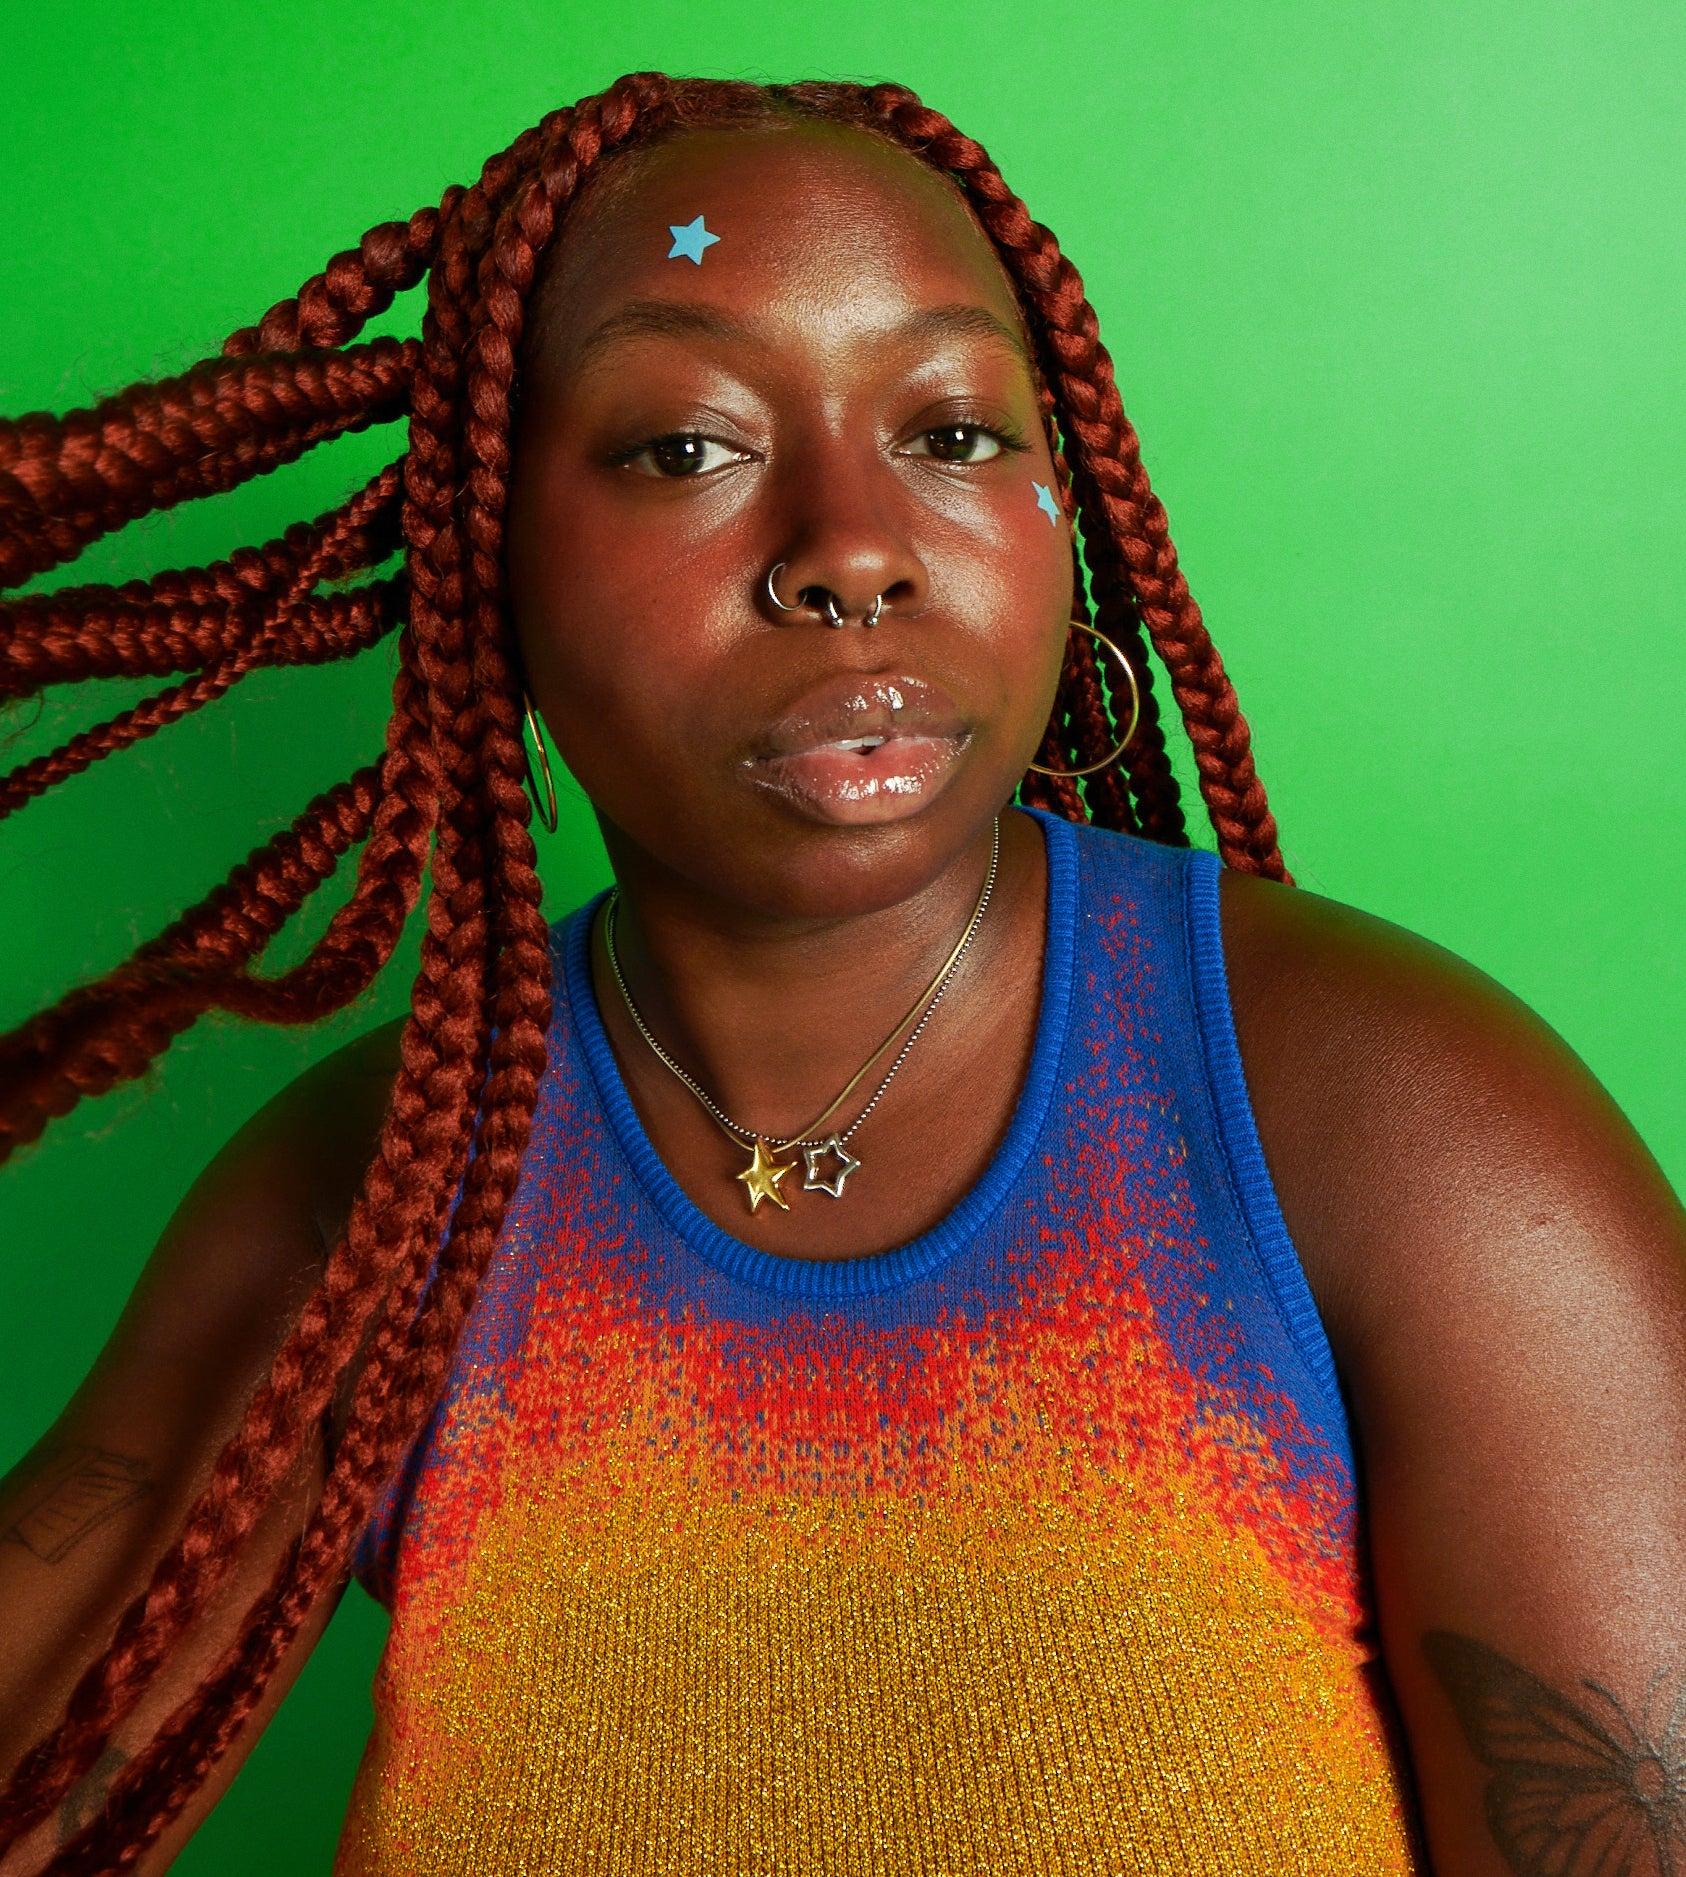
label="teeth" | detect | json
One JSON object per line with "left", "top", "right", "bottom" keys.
{"left": 834, "top": 736, "right": 886, "bottom": 753}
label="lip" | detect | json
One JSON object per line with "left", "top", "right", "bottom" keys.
{"left": 743, "top": 673, "right": 972, "bottom": 825}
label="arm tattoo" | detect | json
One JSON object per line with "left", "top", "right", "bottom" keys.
{"left": 57, "top": 1746, "right": 128, "bottom": 1847}
{"left": 2, "top": 1445, "right": 151, "bottom": 1565}
{"left": 1424, "top": 1628, "right": 1686, "bottom": 1876}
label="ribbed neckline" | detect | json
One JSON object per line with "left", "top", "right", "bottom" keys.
{"left": 561, "top": 809, "right": 1078, "bottom": 1299}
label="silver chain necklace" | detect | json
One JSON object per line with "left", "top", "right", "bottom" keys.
{"left": 603, "top": 818, "right": 1000, "bottom": 1212}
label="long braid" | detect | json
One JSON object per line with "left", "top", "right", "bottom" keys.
{"left": 40, "top": 100, "right": 634, "bottom": 1875}
{"left": 223, "top": 211, "right": 441, "bottom": 358}
{"left": 25, "top": 84, "right": 672, "bottom": 1872}
{"left": 0, "top": 473, "right": 429, "bottom": 1161}
{"left": 0, "top": 462, "right": 402, "bottom": 698}
{"left": 0, "top": 652, "right": 444, "bottom": 1854}
{"left": 0, "top": 342, "right": 417, "bottom": 592}
{"left": 0, "top": 669, "right": 245, "bottom": 818}
{"left": 1034, "top": 386, "right": 1186, "bottom": 842}
{"left": 0, "top": 769, "right": 382, "bottom": 1155}
{"left": 217, "top": 97, "right": 591, "bottom": 364}
{"left": 0, "top": 663, "right": 433, "bottom": 1160}
{"left": 0, "top": 580, "right": 398, "bottom": 700}
{"left": 0, "top": 460, "right": 404, "bottom": 816}
{"left": 861, "top": 86, "right": 1289, "bottom": 877}
{"left": 1, "top": 74, "right": 1292, "bottom": 1869}
{"left": 0, "top": 239, "right": 473, "bottom": 1872}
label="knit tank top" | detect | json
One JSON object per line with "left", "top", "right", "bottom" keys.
{"left": 337, "top": 811, "right": 1419, "bottom": 1874}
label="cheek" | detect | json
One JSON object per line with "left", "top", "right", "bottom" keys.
{"left": 1007, "top": 487, "right": 1075, "bottom": 618}
{"left": 508, "top": 459, "right": 730, "bottom": 761}
{"left": 940, "top": 470, "right": 1074, "bottom": 670}
{"left": 508, "top": 559, "right": 641, "bottom": 808}
{"left": 512, "top": 469, "right": 675, "bottom": 651}
{"left": 516, "top": 581, "right": 722, "bottom": 796}
{"left": 974, "top": 478, "right": 1077, "bottom": 748}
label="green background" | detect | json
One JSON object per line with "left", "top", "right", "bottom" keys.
{"left": 4, "top": 0, "right": 1681, "bottom": 1864}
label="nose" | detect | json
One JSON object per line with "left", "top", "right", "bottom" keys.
{"left": 760, "top": 447, "right": 928, "bottom": 628}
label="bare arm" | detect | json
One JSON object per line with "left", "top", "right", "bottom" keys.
{"left": 1223, "top": 873, "right": 1686, "bottom": 1876}
{"left": 0, "top": 1020, "right": 401, "bottom": 1872}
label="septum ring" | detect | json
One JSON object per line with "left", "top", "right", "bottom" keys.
{"left": 766, "top": 563, "right": 883, "bottom": 628}
{"left": 821, "top": 590, "right": 884, "bottom": 628}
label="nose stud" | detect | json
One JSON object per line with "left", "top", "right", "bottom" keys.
{"left": 765, "top": 564, "right": 883, "bottom": 627}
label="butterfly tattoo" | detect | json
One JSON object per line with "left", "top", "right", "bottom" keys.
{"left": 1425, "top": 1630, "right": 1686, "bottom": 1877}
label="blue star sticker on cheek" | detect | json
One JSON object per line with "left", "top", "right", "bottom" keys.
{"left": 666, "top": 216, "right": 720, "bottom": 265}
{"left": 1033, "top": 481, "right": 1063, "bottom": 526}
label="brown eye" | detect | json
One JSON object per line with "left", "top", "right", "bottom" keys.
{"left": 626, "top": 433, "right": 744, "bottom": 478}
{"left": 905, "top": 424, "right": 1003, "bottom": 464}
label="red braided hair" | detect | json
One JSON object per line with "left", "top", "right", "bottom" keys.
{"left": 0, "top": 74, "right": 1290, "bottom": 1872}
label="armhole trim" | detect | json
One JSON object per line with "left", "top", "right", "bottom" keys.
{"left": 1182, "top": 850, "right": 1352, "bottom": 1460}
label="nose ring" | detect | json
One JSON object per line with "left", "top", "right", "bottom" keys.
{"left": 766, "top": 563, "right": 802, "bottom": 614}
{"left": 766, "top": 564, "right": 884, "bottom": 627}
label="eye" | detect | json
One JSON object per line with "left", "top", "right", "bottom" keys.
{"left": 622, "top": 432, "right": 747, "bottom": 478}
{"left": 903, "top": 423, "right": 1008, "bottom": 465}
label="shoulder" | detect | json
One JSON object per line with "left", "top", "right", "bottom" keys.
{"left": 154, "top": 1015, "right": 404, "bottom": 1303}
{"left": 0, "top": 1020, "right": 405, "bottom": 1865}
{"left": 1214, "top": 867, "right": 1686, "bottom": 1405}
{"left": 25, "top": 1016, "right": 403, "bottom": 1467}
{"left": 230, "top": 1015, "right": 405, "bottom": 1252}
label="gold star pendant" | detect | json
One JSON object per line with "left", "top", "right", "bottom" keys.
{"left": 735, "top": 1136, "right": 795, "bottom": 1213}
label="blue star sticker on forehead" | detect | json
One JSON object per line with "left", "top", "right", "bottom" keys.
{"left": 667, "top": 216, "right": 720, "bottom": 265}
{"left": 1033, "top": 481, "right": 1063, "bottom": 525}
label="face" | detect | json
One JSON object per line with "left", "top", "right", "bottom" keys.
{"left": 507, "top": 122, "right": 1073, "bottom": 920}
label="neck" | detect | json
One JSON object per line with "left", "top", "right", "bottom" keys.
{"left": 594, "top": 810, "right": 1039, "bottom": 1142}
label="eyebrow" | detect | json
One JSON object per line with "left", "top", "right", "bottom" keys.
{"left": 570, "top": 298, "right": 1033, "bottom": 370}
{"left": 895, "top": 303, "right": 1034, "bottom": 367}
{"left": 572, "top": 301, "right": 754, "bottom": 367}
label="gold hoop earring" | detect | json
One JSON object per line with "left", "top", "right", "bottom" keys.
{"left": 1028, "top": 619, "right": 1143, "bottom": 779}
{"left": 521, "top": 692, "right": 559, "bottom": 834}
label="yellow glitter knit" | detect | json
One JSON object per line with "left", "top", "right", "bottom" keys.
{"left": 338, "top": 819, "right": 1420, "bottom": 1872}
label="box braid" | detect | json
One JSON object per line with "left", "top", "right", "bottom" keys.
{"left": 0, "top": 469, "right": 402, "bottom": 821}
{"left": 853, "top": 83, "right": 1290, "bottom": 876}
{"left": 0, "top": 462, "right": 402, "bottom": 699}
{"left": 0, "top": 72, "right": 1289, "bottom": 1872}
{"left": 0, "top": 342, "right": 416, "bottom": 595}
{"left": 1006, "top": 401, "right": 1145, "bottom": 838}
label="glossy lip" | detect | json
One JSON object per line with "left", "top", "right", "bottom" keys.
{"left": 743, "top": 673, "right": 972, "bottom": 825}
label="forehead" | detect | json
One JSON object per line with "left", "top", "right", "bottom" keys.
{"left": 530, "top": 123, "right": 1028, "bottom": 374}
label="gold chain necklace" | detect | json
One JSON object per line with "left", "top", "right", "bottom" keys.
{"left": 603, "top": 819, "right": 1000, "bottom": 1212}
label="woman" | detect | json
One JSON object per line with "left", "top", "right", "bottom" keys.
{"left": 1, "top": 73, "right": 1683, "bottom": 1876}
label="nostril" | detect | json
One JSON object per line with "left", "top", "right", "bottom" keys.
{"left": 766, "top": 566, "right": 914, "bottom": 627}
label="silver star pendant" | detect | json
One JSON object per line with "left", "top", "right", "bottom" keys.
{"left": 801, "top": 1134, "right": 862, "bottom": 1199}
